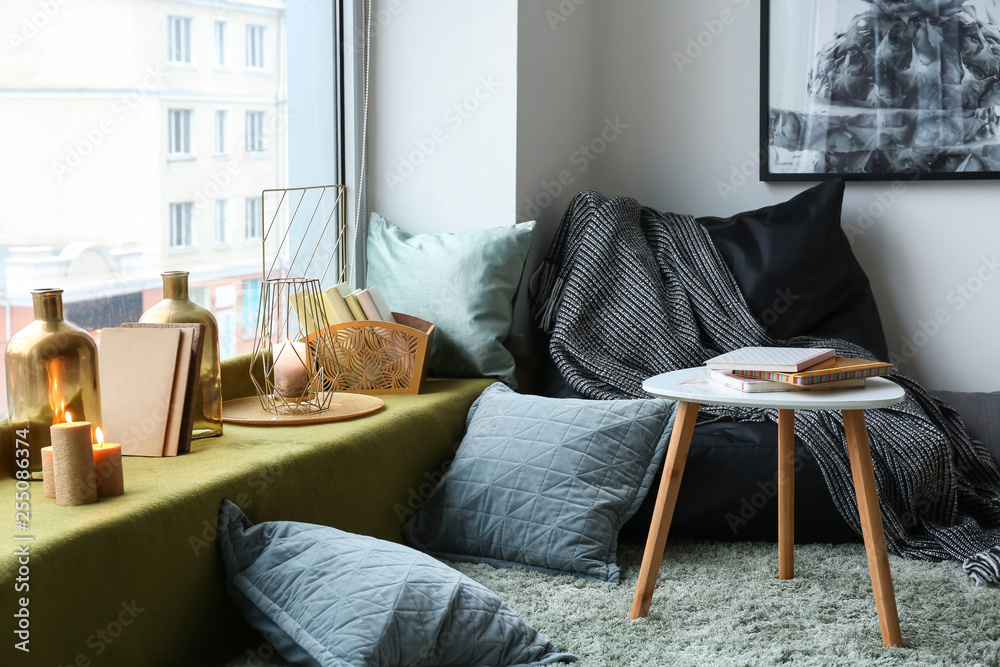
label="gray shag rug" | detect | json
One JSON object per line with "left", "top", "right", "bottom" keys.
{"left": 228, "top": 540, "right": 1000, "bottom": 666}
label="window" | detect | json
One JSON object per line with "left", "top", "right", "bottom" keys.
{"left": 214, "top": 110, "right": 227, "bottom": 155}
{"left": 214, "top": 199, "right": 228, "bottom": 244}
{"left": 168, "top": 109, "right": 191, "bottom": 155}
{"left": 241, "top": 278, "right": 263, "bottom": 338}
{"left": 245, "top": 197, "right": 262, "bottom": 240}
{"left": 246, "top": 25, "right": 265, "bottom": 68}
{"left": 214, "top": 21, "right": 227, "bottom": 67}
{"left": 167, "top": 16, "right": 192, "bottom": 63}
{"left": 170, "top": 203, "right": 193, "bottom": 248}
{"left": 246, "top": 111, "right": 265, "bottom": 152}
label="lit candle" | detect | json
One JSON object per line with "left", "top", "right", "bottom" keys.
{"left": 41, "top": 447, "right": 56, "bottom": 499}
{"left": 50, "top": 412, "right": 98, "bottom": 506}
{"left": 273, "top": 339, "right": 310, "bottom": 398}
{"left": 92, "top": 427, "right": 124, "bottom": 498}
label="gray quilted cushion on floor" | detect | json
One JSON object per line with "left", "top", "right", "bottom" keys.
{"left": 217, "top": 500, "right": 576, "bottom": 667}
{"left": 402, "top": 383, "right": 677, "bottom": 583}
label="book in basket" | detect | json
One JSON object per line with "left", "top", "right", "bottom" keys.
{"left": 732, "top": 357, "right": 893, "bottom": 386}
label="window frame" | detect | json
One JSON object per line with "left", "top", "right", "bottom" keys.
{"left": 168, "top": 109, "right": 192, "bottom": 157}
{"left": 245, "top": 110, "right": 265, "bottom": 153}
{"left": 214, "top": 20, "right": 227, "bottom": 67}
{"left": 169, "top": 202, "right": 194, "bottom": 249}
{"left": 245, "top": 197, "right": 262, "bottom": 241}
{"left": 214, "top": 109, "right": 227, "bottom": 156}
{"left": 167, "top": 16, "right": 192, "bottom": 64}
{"left": 214, "top": 199, "right": 229, "bottom": 246}
{"left": 246, "top": 24, "right": 265, "bottom": 69}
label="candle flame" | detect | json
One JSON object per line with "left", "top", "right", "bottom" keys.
{"left": 96, "top": 427, "right": 104, "bottom": 446}
{"left": 65, "top": 410, "right": 73, "bottom": 423}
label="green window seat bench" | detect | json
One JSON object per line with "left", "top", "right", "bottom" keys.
{"left": 1, "top": 354, "right": 493, "bottom": 666}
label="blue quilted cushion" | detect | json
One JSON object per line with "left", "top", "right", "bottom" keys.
{"left": 402, "top": 384, "right": 676, "bottom": 583}
{"left": 217, "top": 500, "right": 576, "bottom": 667}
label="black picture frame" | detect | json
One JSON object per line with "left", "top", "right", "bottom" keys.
{"left": 761, "top": 0, "right": 1000, "bottom": 181}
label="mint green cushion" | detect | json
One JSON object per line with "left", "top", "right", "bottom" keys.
{"left": 366, "top": 213, "right": 535, "bottom": 386}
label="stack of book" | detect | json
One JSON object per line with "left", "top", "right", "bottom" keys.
{"left": 704, "top": 347, "right": 892, "bottom": 393}
{"left": 291, "top": 282, "right": 397, "bottom": 333}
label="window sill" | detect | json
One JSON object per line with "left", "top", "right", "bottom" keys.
{"left": 166, "top": 61, "right": 197, "bottom": 70}
{"left": 168, "top": 246, "right": 198, "bottom": 255}
{"left": 243, "top": 151, "right": 270, "bottom": 159}
{"left": 214, "top": 242, "right": 232, "bottom": 250}
{"left": 212, "top": 153, "right": 230, "bottom": 160}
{"left": 167, "top": 154, "right": 196, "bottom": 163}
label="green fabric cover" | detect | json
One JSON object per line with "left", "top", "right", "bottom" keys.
{"left": 0, "top": 352, "right": 491, "bottom": 667}
{"left": 366, "top": 212, "right": 535, "bottom": 387}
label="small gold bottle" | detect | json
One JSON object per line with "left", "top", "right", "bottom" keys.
{"left": 4, "top": 289, "right": 102, "bottom": 478}
{"left": 139, "top": 271, "right": 223, "bottom": 438}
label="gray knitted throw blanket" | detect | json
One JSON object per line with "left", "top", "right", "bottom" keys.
{"left": 529, "top": 190, "right": 1000, "bottom": 585}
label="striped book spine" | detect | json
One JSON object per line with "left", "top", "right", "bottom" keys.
{"left": 734, "top": 366, "right": 891, "bottom": 386}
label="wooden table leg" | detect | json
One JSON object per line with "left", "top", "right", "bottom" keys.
{"left": 842, "top": 409, "right": 904, "bottom": 648}
{"left": 630, "top": 400, "right": 700, "bottom": 619}
{"left": 778, "top": 409, "right": 795, "bottom": 580}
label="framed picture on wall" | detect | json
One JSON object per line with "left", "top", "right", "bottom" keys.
{"left": 761, "top": 0, "right": 1000, "bottom": 181}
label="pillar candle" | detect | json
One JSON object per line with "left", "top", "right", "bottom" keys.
{"left": 273, "top": 340, "right": 310, "bottom": 398}
{"left": 41, "top": 446, "right": 56, "bottom": 499}
{"left": 50, "top": 421, "right": 98, "bottom": 506}
{"left": 93, "top": 442, "right": 124, "bottom": 498}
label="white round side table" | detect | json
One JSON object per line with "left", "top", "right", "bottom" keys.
{"left": 629, "top": 367, "right": 906, "bottom": 648}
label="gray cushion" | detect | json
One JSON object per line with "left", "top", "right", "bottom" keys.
{"left": 216, "top": 500, "right": 575, "bottom": 667}
{"left": 931, "top": 390, "right": 1000, "bottom": 466}
{"left": 402, "top": 384, "right": 676, "bottom": 583}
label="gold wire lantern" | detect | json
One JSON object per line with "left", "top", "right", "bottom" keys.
{"left": 250, "top": 278, "right": 337, "bottom": 414}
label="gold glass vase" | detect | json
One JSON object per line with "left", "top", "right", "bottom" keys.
{"left": 139, "top": 271, "right": 223, "bottom": 438}
{"left": 4, "top": 289, "right": 102, "bottom": 478}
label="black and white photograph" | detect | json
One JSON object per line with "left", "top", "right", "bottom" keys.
{"left": 763, "top": 0, "right": 1000, "bottom": 180}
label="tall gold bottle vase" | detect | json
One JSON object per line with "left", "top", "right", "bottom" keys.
{"left": 4, "top": 289, "right": 102, "bottom": 478}
{"left": 139, "top": 271, "right": 223, "bottom": 438}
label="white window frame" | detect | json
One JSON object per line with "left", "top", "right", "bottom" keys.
{"left": 168, "top": 109, "right": 192, "bottom": 156}
{"left": 170, "top": 203, "right": 194, "bottom": 248}
{"left": 245, "top": 197, "right": 262, "bottom": 241}
{"left": 214, "top": 109, "right": 227, "bottom": 155}
{"left": 246, "top": 25, "right": 265, "bottom": 69}
{"left": 167, "top": 16, "right": 192, "bottom": 64}
{"left": 214, "top": 199, "right": 228, "bottom": 245}
{"left": 214, "top": 20, "right": 227, "bottom": 67}
{"left": 245, "top": 111, "right": 265, "bottom": 153}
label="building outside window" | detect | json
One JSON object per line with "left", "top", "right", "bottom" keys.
{"left": 169, "top": 109, "right": 192, "bottom": 155}
{"left": 246, "top": 25, "right": 265, "bottom": 68}
{"left": 246, "top": 111, "right": 265, "bottom": 152}
{"left": 241, "top": 278, "right": 263, "bottom": 339}
{"left": 168, "top": 16, "right": 192, "bottom": 63}
{"left": 245, "top": 197, "right": 262, "bottom": 240}
{"left": 170, "top": 203, "right": 194, "bottom": 248}
{"left": 214, "top": 20, "right": 227, "bottom": 66}
{"left": 214, "top": 109, "right": 227, "bottom": 155}
{"left": 214, "top": 199, "right": 228, "bottom": 245}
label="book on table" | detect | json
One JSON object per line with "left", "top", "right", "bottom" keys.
{"left": 704, "top": 347, "right": 836, "bottom": 372}
{"left": 731, "top": 357, "right": 893, "bottom": 386}
{"left": 708, "top": 369, "right": 866, "bottom": 393}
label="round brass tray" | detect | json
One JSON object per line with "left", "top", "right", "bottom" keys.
{"left": 222, "top": 392, "right": 384, "bottom": 425}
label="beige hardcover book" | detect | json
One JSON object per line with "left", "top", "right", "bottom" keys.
{"left": 161, "top": 327, "right": 193, "bottom": 457}
{"left": 290, "top": 288, "right": 334, "bottom": 334}
{"left": 356, "top": 289, "right": 390, "bottom": 322}
{"left": 344, "top": 290, "right": 368, "bottom": 320}
{"left": 121, "top": 322, "right": 205, "bottom": 454}
{"left": 323, "top": 287, "right": 356, "bottom": 324}
{"left": 99, "top": 328, "right": 182, "bottom": 457}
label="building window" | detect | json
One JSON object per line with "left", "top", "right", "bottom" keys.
{"left": 246, "top": 25, "right": 265, "bottom": 68}
{"left": 245, "top": 197, "right": 262, "bottom": 240}
{"left": 168, "top": 109, "right": 192, "bottom": 155}
{"left": 214, "top": 199, "right": 228, "bottom": 244}
{"left": 167, "top": 17, "right": 192, "bottom": 64}
{"left": 240, "top": 278, "right": 262, "bottom": 338}
{"left": 214, "top": 110, "right": 227, "bottom": 155}
{"left": 170, "top": 203, "right": 193, "bottom": 248}
{"left": 246, "top": 111, "right": 265, "bottom": 152}
{"left": 214, "top": 21, "right": 227, "bottom": 67}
